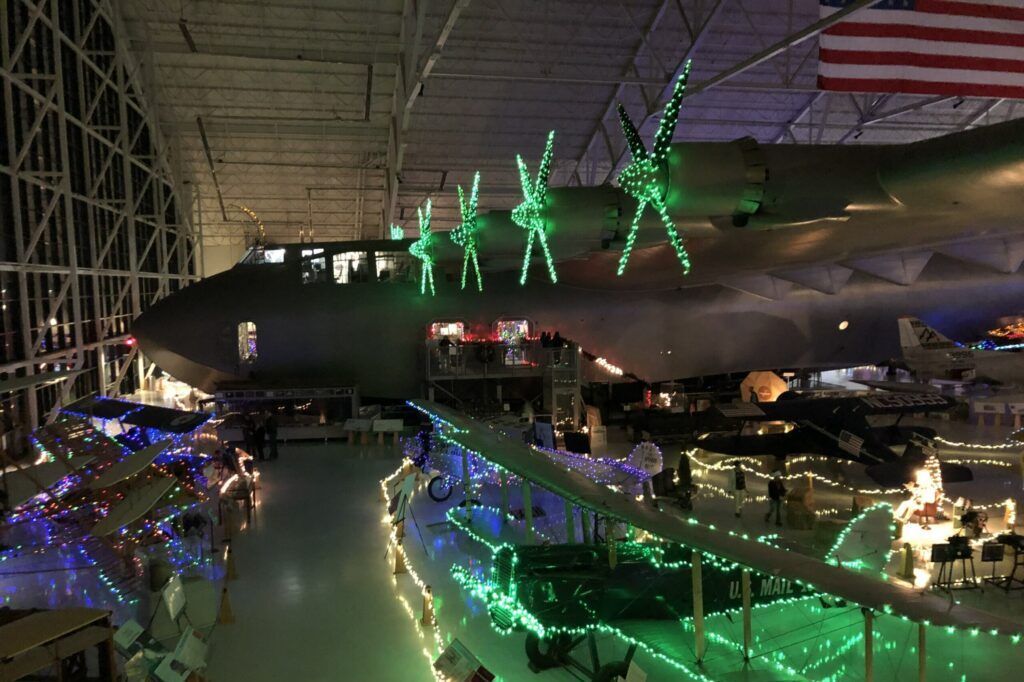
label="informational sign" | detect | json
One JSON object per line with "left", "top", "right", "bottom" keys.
{"left": 163, "top": 573, "right": 186, "bottom": 622}
{"left": 973, "top": 401, "right": 1005, "bottom": 414}
{"left": 433, "top": 639, "right": 495, "bottom": 682}
{"left": 1007, "top": 403, "right": 1024, "bottom": 415}
{"left": 629, "top": 442, "right": 663, "bottom": 476}
{"left": 625, "top": 661, "right": 648, "bottom": 682}
{"left": 392, "top": 474, "right": 416, "bottom": 525}
{"left": 342, "top": 418, "right": 373, "bottom": 432}
{"left": 372, "top": 418, "right": 404, "bottom": 433}
{"left": 534, "top": 422, "right": 555, "bottom": 450}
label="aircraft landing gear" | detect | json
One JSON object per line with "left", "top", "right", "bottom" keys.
{"left": 525, "top": 632, "right": 573, "bottom": 670}
{"left": 523, "top": 632, "right": 637, "bottom": 679}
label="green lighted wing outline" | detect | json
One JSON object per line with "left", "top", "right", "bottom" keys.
{"left": 450, "top": 171, "right": 483, "bottom": 291}
{"left": 615, "top": 59, "right": 693, "bottom": 276}
{"left": 408, "top": 199, "right": 436, "bottom": 296}
{"left": 511, "top": 130, "right": 558, "bottom": 285}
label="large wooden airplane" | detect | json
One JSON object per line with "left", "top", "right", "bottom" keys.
{"left": 133, "top": 65, "right": 1024, "bottom": 396}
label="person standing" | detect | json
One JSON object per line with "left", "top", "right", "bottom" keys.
{"left": 765, "top": 471, "right": 786, "bottom": 526}
{"left": 242, "top": 413, "right": 255, "bottom": 459}
{"left": 253, "top": 417, "right": 267, "bottom": 461}
{"left": 729, "top": 462, "right": 747, "bottom": 518}
{"left": 265, "top": 410, "right": 279, "bottom": 460}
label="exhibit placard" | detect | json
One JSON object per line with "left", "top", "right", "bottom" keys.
{"left": 164, "top": 573, "right": 186, "bottom": 622}
{"left": 433, "top": 639, "right": 494, "bottom": 682}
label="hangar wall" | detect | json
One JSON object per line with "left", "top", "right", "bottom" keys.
{"left": 0, "top": 0, "right": 196, "bottom": 450}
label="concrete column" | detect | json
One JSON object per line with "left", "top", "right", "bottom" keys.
{"left": 461, "top": 448, "right": 472, "bottom": 522}
{"left": 564, "top": 498, "right": 575, "bottom": 543}
{"left": 865, "top": 610, "right": 874, "bottom": 682}
{"left": 918, "top": 622, "right": 926, "bottom": 682}
{"left": 741, "top": 569, "right": 752, "bottom": 661}
{"left": 522, "top": 479, "right": 534, "bottom": 545}
{"left": 499, "top": 469, "right": 509, "bottom": 521}
{"left": 692, "top": 552, "right": 705, "bottom": 662}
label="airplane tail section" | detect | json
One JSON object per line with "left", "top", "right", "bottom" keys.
{"left": 898, "top": 316, "right": 954, "bottom": 351}
{"left": 825, "top": 503, "right": 895, "bottom": 575}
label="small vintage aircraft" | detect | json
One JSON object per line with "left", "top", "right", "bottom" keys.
{"left": 697, "top": 391, "right": 972, "bottom": 487}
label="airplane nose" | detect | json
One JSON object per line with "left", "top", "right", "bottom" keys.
{"left": 132, "top": 281, "right": 240, "bottom": 392}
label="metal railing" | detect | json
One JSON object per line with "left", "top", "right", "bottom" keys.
{"left": 426, "top": 341, "right": 577, "bottom": 381}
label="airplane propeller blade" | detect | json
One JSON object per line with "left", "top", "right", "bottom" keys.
{"left": 450, "top": 172, "right": 483, "bottom": 291}
{"left": 512, "top": 130, "right": 558, "bottom": 285}
{"left": 409, "top": 199, "right": 436, "bottom": 295}
{"left": 616, "top": 60, "right": 693, "bottom": 277}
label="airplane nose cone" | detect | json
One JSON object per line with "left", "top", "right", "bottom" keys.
{"left": 132, "top": 280, "right": 241, "bottom": 392}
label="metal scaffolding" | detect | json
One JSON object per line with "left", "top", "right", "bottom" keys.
{"left": 1, "top": 0, "right": 197, "bottom": 453}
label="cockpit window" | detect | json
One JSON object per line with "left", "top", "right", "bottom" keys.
{"left": 301, "top": 248, "right": 327, "bottom": 284}
{"left": 333, "top": 252, "right": 369, "bottom": 283}
{"left": 375, "top": 252, "right": 414, "bottom": 283}
{"left": 238, "top": 322, "right": 258, "bottom": 363}
{"left": 240, "top": 247, "right": 285, "bottom": 264}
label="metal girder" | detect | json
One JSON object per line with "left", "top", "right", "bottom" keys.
{"left": 0, "top": 0, "right": 195, "bottom": 431}
{"left": 568, "top": 0, "right": 681, "bottom": 186}
{"left": 385, "top": 0, "right": 472, "bottom": 237}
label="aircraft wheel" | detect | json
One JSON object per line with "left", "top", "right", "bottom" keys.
{"left": 524, "top": 632, "right": 572, "bottom": 670}
{"left": 427, "top": 475, "right": 453, "bottom": 502}
{"left": 593, "top": 660, "right": 629, "bottom": 682}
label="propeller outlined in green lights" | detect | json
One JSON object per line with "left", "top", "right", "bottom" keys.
{"left": 409, "top": 199, "right": 436, "bottom": 295}
{"left": 450, "top": 171, "right": 483, "bottom": 291}
{"left": 512, "top": 130, "right": 558, "bottom": 285}
{"left": 615, "top": 59, "right": 693, "bottom": 276}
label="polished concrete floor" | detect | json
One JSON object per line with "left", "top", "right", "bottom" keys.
{"left": 204, "top": 442, "right": 434, "bottom": 682}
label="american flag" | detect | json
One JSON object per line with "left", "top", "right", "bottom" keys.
{"left": 818, "top": 0, "right": 1024, "bottom": 99}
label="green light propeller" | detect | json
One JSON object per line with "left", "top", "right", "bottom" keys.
{"left": 616, "top": 59, "right": 692, "bottom": 276}
{"left": 450, "top": 171, "right": 483, "bottom": 291}
{"left": 512, "top": 130, "right": 558, "bottom": 285}
{"left": 408, "top": 199, "right": 436, "bottom": 295}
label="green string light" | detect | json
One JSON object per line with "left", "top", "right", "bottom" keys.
{"left": 389, "top": 224, "right": 404, "bottom": 240}
{"left": 408, "top": 199, "right": 435, "bottom": 295}
{"left": 511, "top": 130, "right": 558, "bottom": 285}
{"left": 450, "top": 171, "right": 483, "bottom": 291}
{"left": 616, "top": 59, "right": 692, "bottom": 276}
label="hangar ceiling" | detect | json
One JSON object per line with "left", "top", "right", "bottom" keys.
{"left": 117, "top": 0, "right": 1022, "bottom": 249}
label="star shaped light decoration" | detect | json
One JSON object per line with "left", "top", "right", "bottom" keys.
{"left": 615, "top": 59, "right": 692, "bottom": 276}
{"left": 511, "top": 130, "right": 558, "bottom": 285}
{"left": 408, "top": 199, "right": 436, "bottom": 295}
{"left": 450, "top": 171, "right": 483, "bottom": 291}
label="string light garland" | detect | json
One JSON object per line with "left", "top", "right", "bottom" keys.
{"left": 593, "top": 356, "right": 625, "bottom": 376}
{"left": 378, "top": 461, "right": 449, "bottom": 682}
{"left": 389, "top": 224, "right": 404, "bottom": 240}
{"left": 615, "top": 60, "right": 693, "bottom": 276}
{"left": 450, "top": 171, "right": 483, "bottom": 291}
{"left": 409, "top": 199, "right": 436, "bottom": 296}
{"left": 512, "top": 131, "right": 558, "bottom": 285}
{"left": 408, "top": 399, "right": 1024, "bottom": 669}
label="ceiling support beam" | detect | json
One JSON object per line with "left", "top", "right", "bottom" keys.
{"left": 682, "top": 0, "right": 877, "bottom": 100}
{"left": 384, "top": 0, "right": 472, "bottom": 237}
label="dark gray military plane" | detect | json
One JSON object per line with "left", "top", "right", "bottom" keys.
{"left": 133, "top": 88, "right": 1024, "bottom": 398}
{"left": 698, "top": 391, "right": 973, "bottom": 487}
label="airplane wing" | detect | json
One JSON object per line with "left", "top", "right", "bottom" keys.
{"left": 410, "top": 399, "right": 1022, "bottom": 636}
{"left": 715, "top": 392, "right": 957, "bottom": 422}
{"left": 89, "top": 440, "right": 171, "bottom": 490}
{"left": 3, "top": 457, "right": 96, "bottom": 509}
{"left": 91, "top": 478, "right": 177, "bottom": 537}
